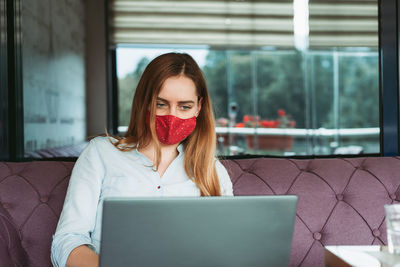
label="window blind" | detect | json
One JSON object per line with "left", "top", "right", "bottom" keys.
{"left": 308, "top": 0, "right": 378, "bottom": 48}
{"left": 108, "top": 0, "right": 295, "bottom": 48}
{"left": 109, "top": 0, "right": 378, "bottom": 48}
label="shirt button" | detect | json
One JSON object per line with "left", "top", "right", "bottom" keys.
{"left": 157, "top": 186, "right": 161, "bottom": 189}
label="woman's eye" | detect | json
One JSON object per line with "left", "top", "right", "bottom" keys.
{"left": 180, "top": 105, "right": 192, "bottom": 110}
{"left": 156, "top": 103, "right": 166, "bottom": 108}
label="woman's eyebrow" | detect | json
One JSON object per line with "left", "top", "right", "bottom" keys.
{"left": 156, "top": 97, "right": 168, "bottom": 102}
{"left": 157, "top": 97, "right": 195, "bottom": 104}
{"left": 178, "top": 101, "right": 195, "bottom": 105}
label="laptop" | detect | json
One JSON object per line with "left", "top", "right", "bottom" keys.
{"left": 99, "top": 196, "right": 297, "bottom": 267}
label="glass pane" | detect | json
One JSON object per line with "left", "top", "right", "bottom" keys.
{"left": 338, "top": 51, "right": 379, "bottom": 153}
{"left": 305, "top": 50, "right": 379, "bottom": 155}
{"left": 22, "top": 1, "right": 86, "bottom": 157}
{"left": 114, "top": 0, "right": 379, "bottom": 156}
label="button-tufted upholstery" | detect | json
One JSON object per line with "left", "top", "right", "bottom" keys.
{"left": 1, "top": 157, "right": 400, "bottom": 266}
{"left": 0, "top": 161, "right": 74, "bottom": 267}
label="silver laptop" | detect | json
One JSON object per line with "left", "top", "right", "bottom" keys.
{"left": 99, "top": 196, "right": 297, "bottom": 267}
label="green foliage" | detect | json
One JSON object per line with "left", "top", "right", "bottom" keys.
{"left": 118, "top": 50, "right": 379, "bottom": 131}
{"left": 203, "top": 51, "right": 228, "bottom": 119}
{"left": 202, "top": 50, "right": 378, "bottom": 130}
{"left": 309, "top": 55, "right": 334, "bottom": 128}
{"left": 204, "top": 50, "right": 306, "bottom": 127}
{"left": 338, "top": 56, "right": 379, "bottom": 128}
{"left": 255, "top": 52, "right": 305, "bottom": 127}
{"left": 118, "top": 57, "right": 150, "bottom": 126}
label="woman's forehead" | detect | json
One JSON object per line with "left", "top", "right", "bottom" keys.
{"left": 157, "top": 75, "right": 198, "bottom": 100}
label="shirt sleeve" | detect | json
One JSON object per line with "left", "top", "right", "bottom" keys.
{"left": 215, "top": 160, "right": 234, "bottom": 196}
{"left": 51, "top": 138, "right": 105, "bottom": 267}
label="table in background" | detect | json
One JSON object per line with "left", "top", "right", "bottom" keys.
{"left": 325, "top": 246, "right": 400, "bottom": 267}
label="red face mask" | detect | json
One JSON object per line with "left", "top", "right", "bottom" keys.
{"left": 147, "top": 113, "right": 197, "bottom": 145}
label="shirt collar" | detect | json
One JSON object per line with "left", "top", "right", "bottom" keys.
{"left": 177, "top": 143, "right": 184, "bottom": 155}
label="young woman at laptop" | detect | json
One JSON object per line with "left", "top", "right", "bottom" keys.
{"left": 51, "top": 53, "right": 234, "bottom": 267}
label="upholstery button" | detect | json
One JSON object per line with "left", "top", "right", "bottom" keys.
{"left": 390, "top": 194, "right": 397, "bottom": 200}
{"left": 336, "top": 194, "right": 344, "bottom": 201}
{"left": 372, "top": 229, "right": 380, "bottom": 237}
{"left": 2, "top": 203, "right": 10, "bottom": 209}
{"left": 313, "top": 232, "right": 322, "bottom": 240}
{"left": 40, "top": 196, "right": 49, "bottom": 203}
{"left": 244, "top": 168, "right": 253, "bottom": 173}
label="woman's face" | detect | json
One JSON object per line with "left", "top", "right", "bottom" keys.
{"left": 155, "top": 75, "right": 201, "bottom": 119}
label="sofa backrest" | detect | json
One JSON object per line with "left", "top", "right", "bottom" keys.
{"left": 0, "top": 204, "right": 29, "bottom": 267}
{"left": 0, "top": 161, "right": 75, "bottom": 267}
{"left": 1, "top": 157, "right": 400, "bottom": 266}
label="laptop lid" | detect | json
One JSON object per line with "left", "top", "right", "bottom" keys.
{"left": 99, "top": 195, "right": 297, "bottom": 267}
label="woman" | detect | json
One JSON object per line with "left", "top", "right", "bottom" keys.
{"left": 51, "top": 52, "right": 233, "bottom": 267}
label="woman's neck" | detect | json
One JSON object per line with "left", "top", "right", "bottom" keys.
{"left": 138, "top": 141, "right": 180, "bottom": 164}
{"left": 138, "top": 141, "right": 181, "bottom": 177}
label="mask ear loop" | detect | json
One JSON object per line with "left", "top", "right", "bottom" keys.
{"left": 196, "top": 96, "right": 202, "bottom": 118}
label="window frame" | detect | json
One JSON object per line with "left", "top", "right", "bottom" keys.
{"left": 107, "top": 0, "right": 398, "bottom": 157}
{"left": 0, "top": 0, "right": 398, "bottom": 160}
{"left": 0, "top": 0, "right": 24, "bottom": 161}
{"left": 379, "top": 0, "right": 400, "bottom": 156}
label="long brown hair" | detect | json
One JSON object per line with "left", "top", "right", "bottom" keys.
{"left": 106, "top": 52, "right": 221, "bottom": 196}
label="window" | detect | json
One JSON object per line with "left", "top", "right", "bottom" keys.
{"left": 110, "top": 0, "right": 379, "bottom": 156}
{"left": 22, "top": 0, "right": 86, "bottom": 157}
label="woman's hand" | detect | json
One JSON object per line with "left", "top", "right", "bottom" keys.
{"left": 66, "top": 245, "right": 99, "bottom": 267}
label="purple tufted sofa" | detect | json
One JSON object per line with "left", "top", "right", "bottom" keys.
{"left": 1, "top": 156, "right": 400, "bottom": 267}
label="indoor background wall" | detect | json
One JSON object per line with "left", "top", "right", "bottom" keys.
{"left": 22, "top": 0, "right": 86, "bottom": 153}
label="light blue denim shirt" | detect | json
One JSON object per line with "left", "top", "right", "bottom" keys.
{"left": 50, "top": 136, "right": 233, "bottom": 267}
